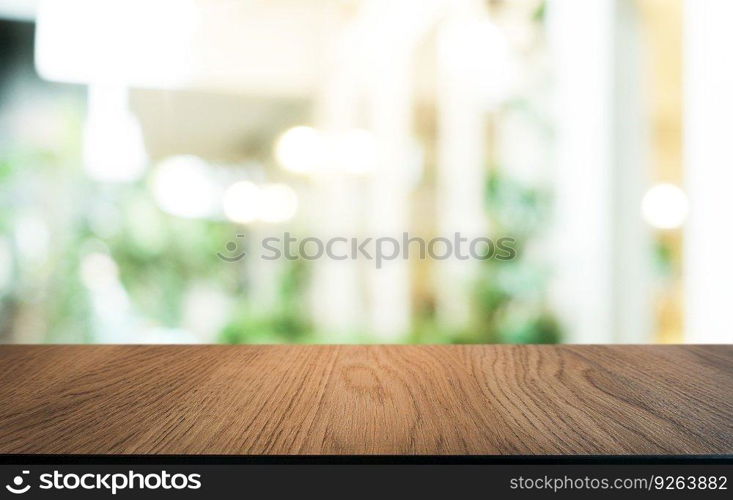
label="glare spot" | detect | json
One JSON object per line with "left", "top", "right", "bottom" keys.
{"left": 275, "top": 126, "right": 323, "bottom": 174}
{"left": 259, "top": 184, "right": 298, "bottom": 223}
{"left": 641, "top": 183, "right": 689, "bottom": 230}
{"left": 152, "top": 156, "right": 219, "bottom": 219}
{"left": 80, "top": 252, "right": 119, "bottom": 291}
{"left": 222, "top": 181, "right": 260, "bottom": 224}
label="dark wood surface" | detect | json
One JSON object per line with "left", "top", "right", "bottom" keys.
{"left": 0, "top": 345, "right": 731, "bottom": 455}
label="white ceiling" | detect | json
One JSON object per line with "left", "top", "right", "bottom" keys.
{"left": 0, "top": 0, "right": 39, "bottom": 21}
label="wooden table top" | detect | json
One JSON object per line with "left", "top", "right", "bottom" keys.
{"left": 0, "top": 345, "right": 731, "bottom": 456}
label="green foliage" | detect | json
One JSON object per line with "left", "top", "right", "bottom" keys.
{"left": 218, "top": 259, "right": 312, "bottom": 344}
{"left": 468, "top": 169, "right": 561, "bottom": 344}
{"left": 0, "top": 100, "right": 93, "bottom": 342}
{"left": 533, "top": 0, "right": 547, "bottom": 24}
{"left": 101, "top": 188, "right": 236, "bottom": 328}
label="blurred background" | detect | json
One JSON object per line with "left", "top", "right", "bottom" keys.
{"left": 0, "top": 0, "right": 730, "bottom": 345}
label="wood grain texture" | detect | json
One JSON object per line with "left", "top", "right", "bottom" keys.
{"left": 0, "top": 345, "right": 731, "bottom": 455}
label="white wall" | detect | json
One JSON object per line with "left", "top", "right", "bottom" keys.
{"left": 547, "top": 0, "right": 652, "bottom": 343}
{"left": 683, "top": 0, "right": 733, "bottom": 343}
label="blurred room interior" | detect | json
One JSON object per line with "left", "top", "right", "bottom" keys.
{"left": 0, "top": 0, "right": 731, "bottom": 345}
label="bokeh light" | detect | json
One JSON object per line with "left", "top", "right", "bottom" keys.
{"left": 258, "top": 184, "right": 298, "bottom": 223}
{"left": 275, "top": 126, "right": 323, "bottom": 174}
{"left": 222, "top": 181, "right": 261, "bottom": 224}
{"left": 641, "top": 183, "right": 689, "bottom": 230}
{"left": 152, "top": 156, "right": 220, "bottom": 219}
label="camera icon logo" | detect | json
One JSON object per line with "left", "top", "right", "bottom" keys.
{"left": 5, "top": 470, "right": 31, "bottom": 494}
{"left": 217, "top": 234, "right": 247, "bottom": 262}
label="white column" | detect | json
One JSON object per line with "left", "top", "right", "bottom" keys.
{"left": 611, "top": 0, "right": 653, "bottom": 343}
{"left": 434, "top": 5, "right": 490, "bottom": 328}
{"left": 547, "top": 0, "right": 652, "bottom": 343}
{"left": 365, "top": 49, "right": 413, "bottom": 341}
{"left": 358, "top": 0, "right": 440, "bottom": 340}
{"left": 310, "top": 70, "right": 365, "bottom": 340}
{"left": 683, "top": 0, "right": 733, "bottom": 343}
{"left": 546, "top": 0, "right": 615, "bottom": 343}
{"left": 83, "top": 85, "right": 147, "bottom": 183}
